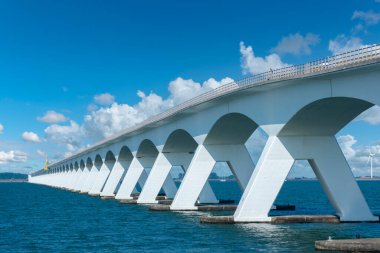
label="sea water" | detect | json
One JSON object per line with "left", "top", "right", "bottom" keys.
{"left": 0, "top": 181, "right": 380, "bottom": 252}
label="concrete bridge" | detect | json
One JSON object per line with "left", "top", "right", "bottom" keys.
{"left": 29, "top": 45, "right": 380, "bottom": 222}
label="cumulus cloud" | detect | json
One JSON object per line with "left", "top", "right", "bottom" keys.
{"left": 0, "top": 123, "right": 4, "bottom": 134}
{"left": 168, "top": 77, "right": 233, "bottom": 105}
{"left": 83, "top": 77, "right": 233, "bottom": 140}
{"left": 0, "top": 150, "right": 27, "bottom": 164}
{"left": 37, "top": 111, "right": 68, "bottom": 124}
{"left": 337, "top": 134, "right": 380, "bottom": 176}
{"left": 355, "top": 105, "right": 380, "bottom": 125}
{"left": 271, "top": 33, "right": 320, "bottom": 56}
{"left": 43, "top": 77, "right": 233, "bottom": 155}
{"left": 37, "top": 150, "right": 47, "bottom": 158}
{"left": 240, "top": 41, "right": 290, "bottom": 75}
{"left": 44, "top": 120, "right": 82, "bottom": 151}
{"left": 93, "top": 93, "right": 115, "bottom": 105}
{"left": 352, "top": 10, "right": 380, "bottom": 25}
{"left": 328, "top": 35, "right": 367, "bottom": 55}
{"left": 22, "top": 131, "right": 41, "bottom": 143}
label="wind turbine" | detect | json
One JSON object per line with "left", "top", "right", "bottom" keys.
{"left": 366, "top": 151, "right": 375, "bottom": 179}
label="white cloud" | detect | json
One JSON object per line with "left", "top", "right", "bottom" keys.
{"left": 271, "top": 33, "right": 320, "bottom": 56}
{"left": 22, "top": 131, "right": 41, "bottom": 143}
{"left": 328, "top": 35, "right": 367, "bottom": 55}
{"left": 37, "top": 150, "right": 47, "bottom": 158}
{"left": 352, "top": 10, "right": 380, "bottom": 25}
{"left": 38, "top": 111, "right": 68, "bottom": 124}
{"left": 337, "top": 134, "right": 357, "bottom": 159}
{"left": 87, "top": 103, "right": 98, "bottom": 112}
{"left": 0, "top": 150, "right": 27, "bottom": 164}
{"left": 337, "top": 134, "right": 380, "bottom": 176}
{"left": 355, "top": 105, "right": 380, "bottom": 125}
{"left": 83, "top": 77, "right": 233, "bottom": 141}
{"left": 0, "top": 123, "right": 4, "bottom": 134}
{"left": 93, "top": 93, "right": 115, "bottom": 105}
{"left": 167, "top": 77, "right": 233, "bottom": 105}
{"left": 44, "top": 120, "right": 82, "bottom": 151}
{"left": 240, "top": 41, "right": 290, "bottom": 75}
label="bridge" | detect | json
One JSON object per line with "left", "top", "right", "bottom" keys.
{"left": 29, "top": 45, "right": 380, "bottom": 222}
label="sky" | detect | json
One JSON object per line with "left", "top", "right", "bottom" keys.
{"left": 1, "top": 0, "right": 380, "bottom": 177}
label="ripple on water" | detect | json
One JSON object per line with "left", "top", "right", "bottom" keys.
{"left": 0, "top": 181, "right": 380, "bottom": 252}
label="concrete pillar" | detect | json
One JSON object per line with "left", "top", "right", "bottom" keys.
{"left": 138, "top": 152, "right": 218, "bottom": 204}
{"left": 73, "top": 167, "right": 90, "bottom": 191}
{"left": 100, "top": 161, "right": 129, "bottom": 197}
{"left": 233, "top": 136, "right": 377, "bottom": 222}
{"left": 89, "top": 162, "right": 111, "bottom": 196}
{"left": 66, "top": 169, "right": 80, "bottom": 190}
{"left": 80, "top": 165, "right": 98, "bottom": 193}
{"left": 68, "top": 168, "right": 82, "bottom": 190}
{"left": 115, "top": 157, "right": 146, "bottom": 200}
{"left": 171, "top": 145, "right": 216, "bottom": 210}
{"left": 300, "top": 136, "right": 376, "bottom": 221}
{"left": 137, "top": 153, "right": 176, "bottom": 204}
{"left": 170, "top": 144, "right": 255, "bottom": 210}
{"left": 59, "top": 171, "right": 69, "bottom": 188}
{"left": 234, "top": 136, "right": 294, "bottom": 222}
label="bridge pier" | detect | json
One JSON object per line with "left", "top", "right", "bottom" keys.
{"left": 80, "top": 165, "right": 98, "bottom": 193}
{"left": 233, "top": 136, "right": 377, "bottom": 222}
{"left": 170, "top": 144, "right": 255, "bottom": 210}
{"left": 67, "top": 168, "right": 81, "bottom": 190}
{"left": 89, "top": 162, "right": 111, "bottom": 196}
{"left": 115, "top": 157, "right": 150, "bottom": 200}
{"left": 73, "top": 167, "right": 89, "bottom": 191}
{"left": 100, "top": 161, "right": 128, "bottom": 197}
{"left": 137, "top": 152, "right": 218, "bottom": 204}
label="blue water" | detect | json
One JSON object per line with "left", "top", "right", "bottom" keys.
{"left": 0, "top": 181, "right": 380, "bottom": 252}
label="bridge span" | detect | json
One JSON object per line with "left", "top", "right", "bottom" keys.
{"left": 29, "top": 45, "right": 380, "bottom": 222}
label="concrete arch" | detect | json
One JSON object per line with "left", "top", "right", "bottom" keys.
{"left": 137, "top": 139, "right": 158, "bottom": 158}
{"left": 99, "top": 146, "right": 134, "bottom": 197}
{"left": 80, "top": 160, "right": 85, "bottom": 169}
{"left": 204, "top": 113, "right": 258, "bottom": 145}
{"left": 171, "top": 113, "right": 258, "bottom": 209}
{"left": 94, "top": 154, "right": 103, "bottom": 168}
{"left": 279, "top": 97, "right": 373, "bottom": 136}
{"left": 105, "top": 150, "right": 116, "bottom": 167}
{"left": 86, "top": 157, "right": 93, "bottom": 169}
{"left": 74, "top": 161, "right": 79, "bottom": 170}
{"left": 163, "top": 129, "right": 198, "bottom": 153}
{"left": 118, "top": 146, "right": 133, "bottom": 161}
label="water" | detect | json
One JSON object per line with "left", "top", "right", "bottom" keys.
{"left": 0, "top": 181, "right": 380, "bottom": 252}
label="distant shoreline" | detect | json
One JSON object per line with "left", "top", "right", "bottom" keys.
{"left": 0, "top": 179, "right": 28, "bottom": 183}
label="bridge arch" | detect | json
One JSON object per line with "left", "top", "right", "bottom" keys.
{"left": 80, "top": 159, "right": 85, "bottom": 170}
{"left": 204, "top": 112, "right": 258, "bottom": 145}
{"left": 118, "top": 146, "right": 133, "bottom": 162}
{"left": 137, "top": 139, "right": 158, "bottom": 158}
{"left": 105, "top": 151, "right": 116, "bottom": 167}
{"left": 163, "top": 129, "right": 197, "bottom": 154}
{"left": 86, "top": 157, "right": 93, "bottom": 170}
{"left": 279, "top": 97, "right": 373, "bottom": 136}
{"left": 94, "top": 154, "right": 103, "bottom": 169}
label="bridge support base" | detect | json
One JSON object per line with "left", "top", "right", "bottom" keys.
{"left": 170, "top": 144, "right": 255, "bottom": 210}
{"left": 233, "top": 136, "right": 377, "bottom": 222}
{"left": 100, "top": 161, "right": 128, "bottom": 197}
{"left": 89, "top": 163, "right": 111, "bottom": 195}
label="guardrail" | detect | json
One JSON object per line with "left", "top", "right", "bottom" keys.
{"left": 33, "top": 44, "right": 380, "bottom": 176}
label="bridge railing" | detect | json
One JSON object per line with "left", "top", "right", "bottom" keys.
{"left": 37, "top": 44, "right": 380, "bottom": 175}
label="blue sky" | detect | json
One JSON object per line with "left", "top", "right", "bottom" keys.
{"left": 1, "top": 0, "right": 380, "bottom": 176}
